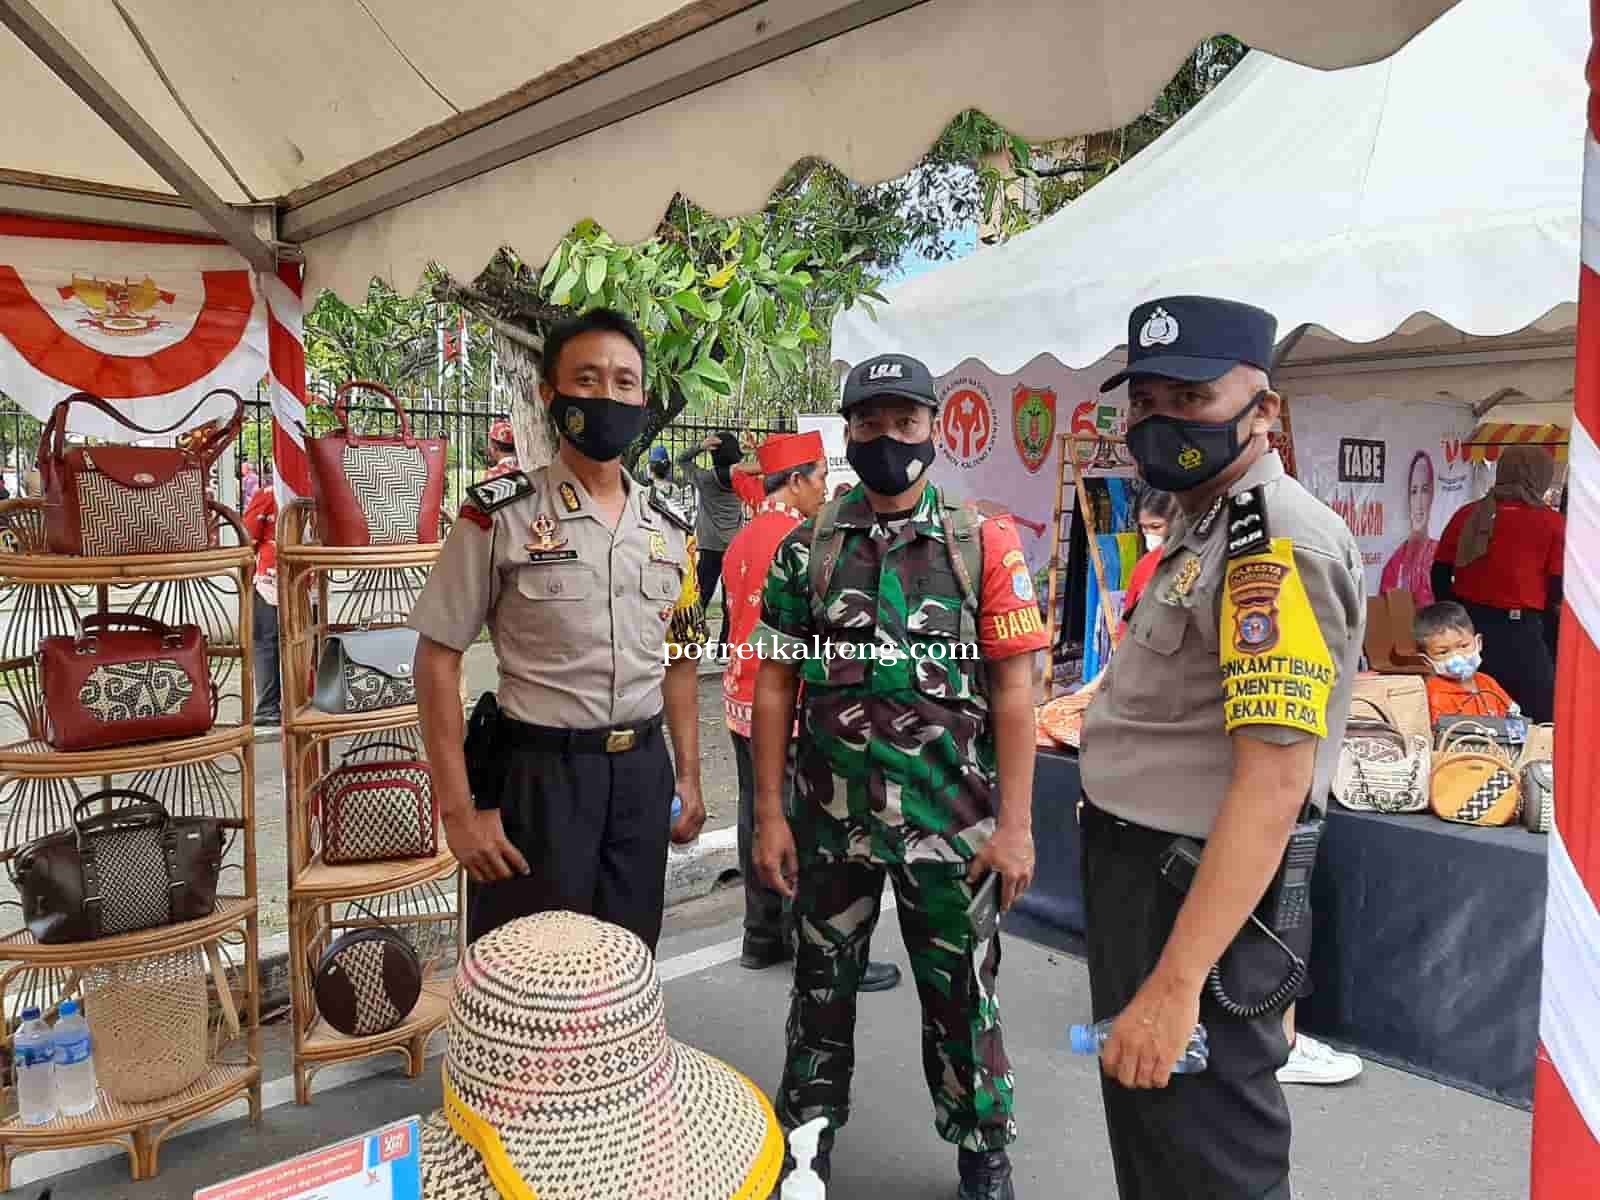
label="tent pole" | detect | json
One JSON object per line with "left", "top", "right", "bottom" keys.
{"left": 0, "top": 0, "right": 277, "bottom": 272}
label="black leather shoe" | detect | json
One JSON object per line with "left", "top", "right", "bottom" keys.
{"left": 739, "top": 938, "right": 794, "bottom": 970}
{"left": 957, "top": 1148, "right": 1015, "bottom": 1200}
{"left": 859, "top": 960, "right": 903, "bottom": 992}
{"left": 780, "top": 1128, "right": 834, "bottom": 1185}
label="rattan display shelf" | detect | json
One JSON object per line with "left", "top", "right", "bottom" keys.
{"left": 0, "top": 723, "right": 254, "bottom": 776}
{"left": 0, "top": 897, "right": 255, "bottom": 965}
{"left": 284, "top": 703, "right": 421, "bottom": 739}
{"left": 0, "top": 498, "right": 252, "bottom": 586}
{"left": 0, "top": 1060, "right": 261, "bottom": 1187}
{"left": 291, "top": 848, "right": 457, "bottom": 904}
{"left": 277, "top": 541, "right": 443, "bottom": 571}
{"left": 295, "top": 977, "right": 450, "bottom": 1103}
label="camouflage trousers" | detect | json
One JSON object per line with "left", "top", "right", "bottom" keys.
{"left": 776, "top": 859, "right": 1017, "bottom": 1152}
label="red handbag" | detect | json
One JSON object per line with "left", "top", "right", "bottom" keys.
{"left": 314, "top": 743, "right": 436, "bottom": 864}
{"left": 306, "top": 381, "right": 446, "bottom": 546}
{"left": 39, "top": 613, "right": 216, "bottom": 751}
{"left": 37, "top": 390, "right": 242, "bottom": 557}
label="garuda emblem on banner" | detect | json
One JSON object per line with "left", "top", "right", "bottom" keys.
{"left": 1012, "top": 385, "right": 1056, "bottom": 474}
{"left": 59, "top": 274, "right": 175, "bottom": 337}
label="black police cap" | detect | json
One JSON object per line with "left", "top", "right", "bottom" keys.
{"left": 1101, "top": 296, "right": 1278, "bottom": 393}
{"left": 841, "top": 353, "right": 939, "bottom": 414}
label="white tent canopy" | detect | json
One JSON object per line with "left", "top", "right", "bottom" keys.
{"left": 0, "top": 0, "right": 1455, "bottom": 298}
{"left": 831, "top": 0, "right": 1581, "bottom": 376}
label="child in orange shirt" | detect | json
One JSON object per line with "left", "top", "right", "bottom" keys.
{"left": 1414, "top": 601, "right": 1519, "bottom": 722}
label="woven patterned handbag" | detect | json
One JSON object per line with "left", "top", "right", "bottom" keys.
{"left": 1518, "top": 723, "right": 1555, "bottom": 833}
{"left": 1430, "top": 722, "right": 1521, "bottom": 827}
{"left": 312, "top": 625, "right": 418, "bottom": 714}
{"left": 313, "top": 926, "right": 422, "bottom": 1038}
{"left": 37, "top": 390, "right": 241, "bottom": 557}
{"left": 39, "top": 612, "right": 216, "bottom": 750}
{"left": 316, "top": 742, "right": 437, "bottom": 864}
{"left": 306, "top": 380, "right": 446, "bottom": 546}
{"left": 1333, "top": 697, "right": 1430, "bottom": 814}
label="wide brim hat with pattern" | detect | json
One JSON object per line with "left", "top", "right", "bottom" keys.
{"left": 421, "top": 912, "right": 783, "bottom": 1200}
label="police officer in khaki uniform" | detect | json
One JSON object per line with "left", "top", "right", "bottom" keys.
{"left": 1078, "top": 297, "right": 1365, "bottom": 1199}
{"left": 412, "top": 308, "right": 707, "bottom": 952}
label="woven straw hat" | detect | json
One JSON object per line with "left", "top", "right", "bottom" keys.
{"left": 421, "top": 911, "right": 783, "bottom": 1200}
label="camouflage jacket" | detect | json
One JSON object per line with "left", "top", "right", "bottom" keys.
{"left": 753, "top": 484, "right": 996, "bottom": 865}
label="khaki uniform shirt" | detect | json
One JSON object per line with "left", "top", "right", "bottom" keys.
{"left": 409, "top": 457, "right": 704, "bottom": 729}
{"left": 1080, "top": 452, "right": 1365, "bottom": 838}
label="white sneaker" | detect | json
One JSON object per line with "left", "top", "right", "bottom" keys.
{"left": 1277, "top": 1033, "right": 1363, "bottom": 1085}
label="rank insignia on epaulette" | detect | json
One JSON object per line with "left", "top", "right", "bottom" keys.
{"left": 1225, "top": 486, "right": 1271, "bottom": 559}
{"left": 466, "top": 471, "right": 533, "bottom": 514}
{"left": 648, "top": 490, "right": 694, "bottom": 533}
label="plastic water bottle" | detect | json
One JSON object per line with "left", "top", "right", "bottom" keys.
{"left": 671, "top": 793, "right": 683, "bottom": 824}
{"left": 51, "top": 1001, "right": 97, "bottom": 1116}
{"left": 780, "top": 1116, "right": 829, "bottom": 1199}
{"left": 1069, "top": 1018, "right": 1209, "bottom": 1075}
{"left": 14, "top": 1008, "right": 55, "bottom": 1126}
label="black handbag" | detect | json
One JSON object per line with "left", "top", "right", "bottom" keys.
{"left": 9, "top": 790, "right": 224, "bottom": 943}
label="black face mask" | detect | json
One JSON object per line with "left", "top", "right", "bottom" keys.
{"left": 1125, "top": 390, "right": 1265, "bottom": 493}
{"left": 847, "top": 434, "right": 936, "bottom": 496}
{"left": 549, "top": 392, "right": 646, "bottom": 462}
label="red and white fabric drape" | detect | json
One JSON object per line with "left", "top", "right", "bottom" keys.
{"left": 263, "top": 263, "right": 309, "bottom": 505}
{"left": 1532, "top": 4, "right": 1600, "bottom": 1192}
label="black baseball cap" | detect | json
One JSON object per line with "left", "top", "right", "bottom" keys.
{"left": 841, "top": 353, "right": 939, "bottom": 414}
{"left": 1100, "top": 296, "right": 1278, "bottom": 393}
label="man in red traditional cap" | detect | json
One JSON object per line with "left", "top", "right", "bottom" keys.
{"left": 482, "top": 418, "right": 520, "bottom": 480}
{"left": 722, "top": 431, "right": 901, "bottom": 990}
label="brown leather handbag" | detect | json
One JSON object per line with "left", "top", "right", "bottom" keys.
{"left": 39, "top": 612, "right": 216, "bottom": 751}
{"left": 306, "top": 381, "right": 446, "bottom": 546}
{"left": 37, "top": 389, "right": 242, "bottom": 557}
{"left": 9, "top": 790, "right": 224, "bottom": 944}
{"left": 313, "top": 926, "right": 422, "bottom": 1037}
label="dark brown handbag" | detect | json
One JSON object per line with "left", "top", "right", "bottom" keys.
{"left": 305, "top": 381, "right": 447, "bottom": 547}
{"left": 37, "top": 390, "right": 242, "bottom": 557}
{"left": 38, "top": 612, "right": 216, "bottom": 751}
{"left": 10, "top": 790, "right": 224, "bottom": 944}
{"left": 313, "top": 926, "right": 422, "bottom": 1037}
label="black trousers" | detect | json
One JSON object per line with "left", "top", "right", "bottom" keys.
{"left": 251, "top": 589, "right": 280, "bottom": 717}
{"left": 467, "top": 725, "right": 675, "bottom": 951}
{"left": 1462, "top": 602, "right": 1555, "bottom": 723}
{"left": 1081, "top": 800, "right": 1295, "bottom": 1200}
{"left": 730, "top": 731, "right": 789, "bottom": 947}
{"left": 696, "top": 547, "right": 730, "bottom": 649}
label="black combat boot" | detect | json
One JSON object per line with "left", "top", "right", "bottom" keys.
{"left": 957, "top": 1147, "right": 1016, "bottom": 1200}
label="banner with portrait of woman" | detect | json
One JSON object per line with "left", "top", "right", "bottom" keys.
{"left": 1288, "top": 393, "right": 1482, "bottom": 600}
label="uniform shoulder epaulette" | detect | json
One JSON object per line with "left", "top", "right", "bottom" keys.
{"left": 465, "top": 470, "right": 534, "bottom": 515}
{"left": 1225, "top": 485, "right": 1271, "bottom": 559}
{"left": 648, "top": 489, "right": 694, "bottom": 534}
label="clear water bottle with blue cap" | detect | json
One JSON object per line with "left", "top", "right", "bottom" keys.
{"left": 51, "top": 1000, "right": 97, "bottom": 1116}
{"left": 671, "top": 793, "right": 683, "bottom": 824}
{"left": 14, "top": 1007, "right": 55, "bottom": 1126}
{"left": 1068, "top": 1018, "right": 1209, "bottom": 1075}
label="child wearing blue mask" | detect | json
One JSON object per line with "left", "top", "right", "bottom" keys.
{"left": 1415, "top": 601, "right": 1518, "bottom": 722}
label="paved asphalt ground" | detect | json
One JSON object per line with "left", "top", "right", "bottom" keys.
{"left": 18, "top": 881, "right": 1530, "bottom": 1199}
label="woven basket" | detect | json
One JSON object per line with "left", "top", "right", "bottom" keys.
{"left": 83, "top": 947, "right": 209, "bottom": 1103}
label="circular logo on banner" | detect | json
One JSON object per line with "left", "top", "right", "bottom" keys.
{"left": 937, "top": 379, "right": 996, "bottom": 469}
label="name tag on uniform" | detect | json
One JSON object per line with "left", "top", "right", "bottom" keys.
{"left": 528, "top": 549, "right": 579, "bottom": 564}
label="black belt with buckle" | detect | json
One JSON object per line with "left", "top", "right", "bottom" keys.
{"left": 500, "top": 712, "right": 663, "bottom": 755}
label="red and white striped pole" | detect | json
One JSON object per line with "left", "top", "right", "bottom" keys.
{"left": 1530, "top": 6, "right": 1600, "bottom": 1192}
{"left": 262, "top": 262, "right": 310, "bottom": 505}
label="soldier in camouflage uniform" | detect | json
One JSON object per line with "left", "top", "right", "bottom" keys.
{"left": 751, "top": 353, "right": 1050, "bottom": 1200}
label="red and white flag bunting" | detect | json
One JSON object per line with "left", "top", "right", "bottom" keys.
{"left": 1533, "top": 9, "right": 1600, "bottom": 1192}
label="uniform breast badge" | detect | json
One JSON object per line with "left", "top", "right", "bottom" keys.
{"left": 526, "top": 514, "right": 578, "bottom": 563}
{"left": 1163, "top": 554, "right": 1202, "bottom": 604}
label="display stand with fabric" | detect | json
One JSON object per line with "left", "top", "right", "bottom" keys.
{"left": 0, "top": 499, "right": 261, "bottom": 1186}
{"left": 276, "top": 499, "right": 462, "bottom": 1107}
